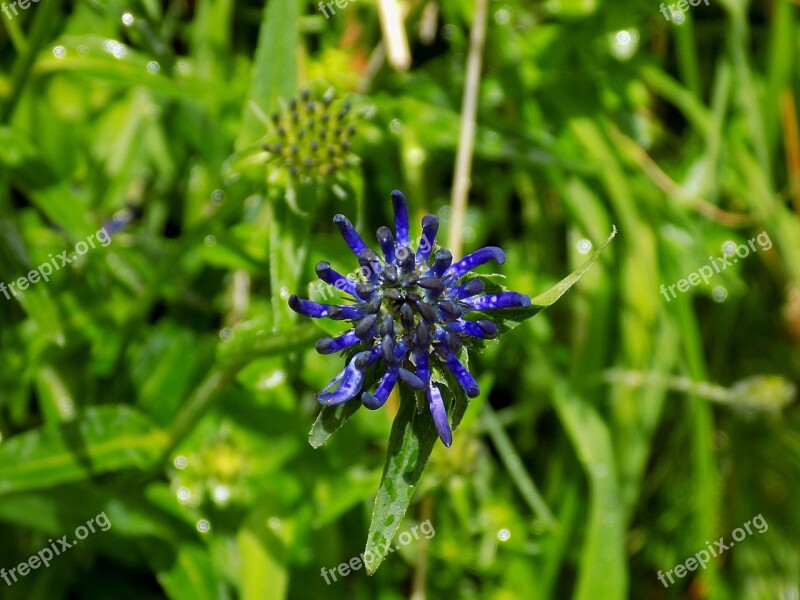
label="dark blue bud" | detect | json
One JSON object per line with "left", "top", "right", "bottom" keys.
{"left": 415, "top": 320, "right": 430, "bottom": 347}
{"left": 433, "top": 249, "right": 453, "bottom": 276}
{"left": 376, "top": 226, "right": 396, "bottom": 263}
{"left": 355, "top": 313, "right": 378, "bottom": 339}
{"left": 381, "top": 335, "right": 396, "bottom": 365}
{"left": 439, "top": 300, "right": 463, "bottom": 319}
{"left": 402, "top": 271, "right": 420, "bottom": 287}
{"left": 397, "top": 246, "right": 415, "bottom": 270}
{"left": 382, "top": 288, "right": 403, "bottom": 301}
{"left": 417, "top": 277, "right": 445, "bottom": 294}
{"left": 398, "top": 368, "right": 425, "bottom": 390}
{"left": 414, "top": 299, "right": 438, "bottom": 323}
{"left": 400, "top": 302, "right": 415, "bottom": 330}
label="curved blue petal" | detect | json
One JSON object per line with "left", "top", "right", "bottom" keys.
{"left": 361, "top": 367, "right": 399, "bottom": 410}
{"left": 443, "top": 247, "right": 505, "bottom": 282}
{"left": 317, "top": 348, "right": 380, "bottom": 405}
{"left": 376, "top": 226, "right": 396, "bottom": 264}
{"left": 446, "top": 318, "right": 499, "bottom": 339}
{"left": 427, "top": 384, "right": 452, "bottom": 447}
{"left": 315, "top": 261, "right": 357, "bottom": 296}
{"left": 334, "top": 214, "right": 369, "bottom": 256}
{"left": 289, "top": 295, "right": 361, "bottom": 319}
{"left": 462, "top": 292, "right": 531, "bottom": 310}
{"left": 315, "top": 330, "right": 361, "bottom": 354}
{"left": 436, "top": 341, "right": 480, "bottom": 398}
{"left": 451, "top": 279, "right": 484, "bottom": 299}
{"left": 391, "top": 190, "right": 411, "bottom": 249}
{"left": 417, "top": 214, "right": 438, "bottom": 264}
{"left": 318, "top": 360, "right": 362, "bottom": 405}
{"left": 414, "top": 347, "right": 430, "bottom": 385}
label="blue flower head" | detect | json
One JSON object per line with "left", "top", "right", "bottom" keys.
{"left": 289, "top": 190, "right": 530, "bottom": 447}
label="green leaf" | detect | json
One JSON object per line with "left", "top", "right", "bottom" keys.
{"left": 148, "top": 542, "right": 221, "bottom": 600}
{"left": 0, "top": 406, "right": 167, "bottom": 496}
{"left": 476, "top": 226, "right": 617, "bottom": 332}
{"left": 237, "top": 503, "right": 290, "bottom": 600}
{"left": 236, "top": 0, "right": 299, "bottom": 149}
{"left": 364, "top": 374, "right": 468, "bottom": 575}
{"left": 308, "top": 399, "right": 362, "bottom": 449}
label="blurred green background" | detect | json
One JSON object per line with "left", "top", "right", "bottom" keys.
{"left": 1, "top": 0, "right": 799, "bottom": 598}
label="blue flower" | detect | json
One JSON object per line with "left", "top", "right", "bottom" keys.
{"left": 289, "top": 190, "right": 530, "bottom": 447}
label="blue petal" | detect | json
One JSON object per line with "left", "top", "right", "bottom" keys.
{"left": 317, "top": 348, "right": 380, "bottom": 405}
{"left": 427, "top": 384, "right": 452, "bottom": 447}
{"left": 462, "top": 292, "right": 531, "bottom": 310}
{"left": 451, "top": 279, "right": 484, "bottom": 299}
{"left": 414, "top": 347, "right": 430, "bottom": 385}
{"left": 447, "top": 318, "right": 499, "bottom": 339}
{"left": 398, "top": 367, "right": 425, "bottom": 390}
{"left": 443, "top": 247, "right": 505, "bottom": 281}
{"left": 317, "top": 360, "right": 361, "bottom": 405}
{"left": 334, "top": 214, "right": 369, "bottom": 256}
{"left": 376, "top": 226, "right": 396, "bottom": 264}
{"left": 315, "top": 261, "right": 357, "bottom": 296}
{"left": 361, "top": 368, "right": 399, "bottom": 409}
{"left": 289, "top": 295, "right": 361, "bottom": 319}
{"left": 391, "top": 190, "right": 411, "bottom": 249}
{"left": 315, "top": 330, "right": 361, "bottom": 354}
{"left": 417, "top": 215, "right": 439, "bottom": 263}
{"left": 437, "top": 344, "right": 480, "bottom": 398}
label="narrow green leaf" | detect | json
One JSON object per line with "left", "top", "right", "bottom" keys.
{"left": 309, "top": 399, "right": 362, "bottom": 449}
{"left": 238, "top": 503, "right": 290, "bottom": 600}
{"left": 477, "top": 226, "right": 617, "bottom": 332}
{"left": 236, "top": 0, "right": 299, "bottom": 149}
{"left": 364, "top": 375, "right": 468, "bottom": 575}
{"left": 149, "top": 542, "right": 221, "bottom": 600}
{"left": 0, "top": 406, "right": 167, "bottom": 496}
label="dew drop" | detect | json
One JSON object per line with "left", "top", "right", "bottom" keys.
{"left": 197, "top": 519, "right": 210, "bottom": 533}
{"left": 390, "top": 119, "right": 403, "bottom": 134}
{"left": 219, "top": 327, "right": 233, "bottom": 341}
{"left": 122, "top": 12, "right": 134, "bottom": 26}
{"left": 147, "top": 61, "right": 160, "bottom": 74}
{"left": 495, "top": 8, "right": 510, "bottom": 25}
{"left": 498, "top": 528, "right": 511, "bottom": 541}
{"left": 722, "top": 241, "right": 736, "bottom": 257}
{"left": 177, "top": 487, "right": 191, "bottom": 503}
{"left": 174, "top": 455, "right": 188, "bottom": 469}
{"left": 53, "top": 46, "right": 66, "bottom": 59}
{"left": 204, "top": 234, "right": 216, "bottom": 246}
{"left": 212, "top": 485, "right": 231, "bottom": 505}
{"left": 577, "top": 239, "right": 592, "bottom": 254}
{"left": 712, "top": 286, "right": 728, "bottom": 303}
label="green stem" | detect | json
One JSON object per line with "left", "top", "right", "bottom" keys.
{"left": 482, "top": 403, "right": 557, "bottom": 530}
